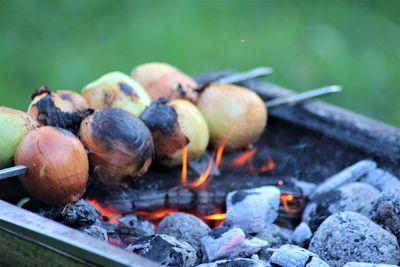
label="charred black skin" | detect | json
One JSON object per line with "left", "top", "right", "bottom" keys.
{"left": 139, "top": 98, "right": 178, "bottom": 135}
{"left": 31, "top": 87, "right": 92, "bottom": 135}
{"left": 90, "top": 108, "right": 154, "bottom": 173}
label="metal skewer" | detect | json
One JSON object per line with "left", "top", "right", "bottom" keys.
{"left": 266, "top": 85, "right": 342, "bottom": 108}
{"left": 215, "top": 67, "right": 273, "bottom": 84}
{"left": 0, "top": 83, "right": 342, "bottom": 181}
{"left": 0, "top": 165, "right": 28, "bottom": 180}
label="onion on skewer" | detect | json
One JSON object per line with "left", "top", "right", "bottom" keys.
{"left": 15, "top": 126, "right": 89, "bottom": 205}
{"left": 197, "top": 83, "right": 267, "bottom": 151}
{"left": 80, "top": 108, "right": 154, "bottom": 184}
{"left": 132, "top": 63, "right": 198, "bottom": 102}
{"left": 82, "top": 72, "right": 151, "bottom": 117}
{"left": 140, "top": 99, "right": 209, "bottom": 166}
{"left": 0, "top": 107, "right": 37, "bottom": 168}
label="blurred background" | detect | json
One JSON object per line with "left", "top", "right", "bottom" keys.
{"left": 0, "top": 0, "right": 399, "bottom": 126}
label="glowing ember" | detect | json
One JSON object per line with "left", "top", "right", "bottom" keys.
{"left": 188, "top": 155, "right": 214, "bottom": 189}
{"left": 201, "top": 213, "right": 226, "bottom": 220}
{"left": 280, "top": 194, "right": 299, "bottom": 214}
{"left": 230, "top": 148, "right": 257, "bottom": 167}
{"left": 181, "top": 146, "right": 188, "bottom": 185}
{"left": 135, "top": 209, "right": 177, "bottom": 221}
{"left": 87, "top": 199, "right": 121, "bottom": 223}
{"left": 259, "top": 157, "right": 276, "bottom": 173}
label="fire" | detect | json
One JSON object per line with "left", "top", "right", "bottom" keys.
{"left": 230, "top": 148, "right": 257, "bottom": 167}
{"left": 280, "top": 194, "right": 299, "bottom": 214}
{"left": 136, "top": 209, "right": 177, "bottom": 221}
{"left": 188, "top": 155, "right": 214, "bottom": 189}
{"left": 180, "top": 146, "right": 214, "bottom": 189}
{"left": 181, "top": 146, "right": 188, "bottom": 185}
{"left": 215, "top": 127, "right": 236, "bottom": 168}
{"left": 259, "top": 156, "right": 276, "bottom": 173}
{"left": 87, "top": 199, "right": 121, "bottom": 223}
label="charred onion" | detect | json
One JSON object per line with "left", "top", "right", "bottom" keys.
{"left": 79, "top": 108, "right": 154, "bottom": 184}
{"left": 141, "top": 99, "right": 209, "bottom": 166}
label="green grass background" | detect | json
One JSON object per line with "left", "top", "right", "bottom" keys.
{"left": 0, "top": 0, "right": 399, "bottom": 126}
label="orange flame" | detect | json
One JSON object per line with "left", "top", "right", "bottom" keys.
{"left": 259, "top": 157, "right": 276, "bottom": 173}
{"left": 280, "top": 194, "right": 299, "bottom": 214}
{"left": 135, "top": 209, "right": 177, "bottom": 221}
{"left": 87, "top": 199, "right": 121, "bottom": 224}
{"left": 215, "top": 127, "right": 236, "bottom": 168}
{"left": 230, "top": 148, "right": 257, "bottom": 167}
{"left": 188, "top": 156, "right": 214, "bottom": 189}
{"left": 181, "top": 146, "right": 188, "bottom": 186}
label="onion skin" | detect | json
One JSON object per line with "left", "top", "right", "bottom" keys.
{"left": 156, "top": 99, "right": 209, "bottom": 166}
{"left": 0, "top": 107, "right": 37, "bottom": 168}
{"left": 196, "top": 83, "right": 267, "bottom": 151}
{"left": 82, "top": 72, "right": 151, "bottom": 117}
{"left": 131, "top": 63, "right": 198, "bottom": 102}
{"left": 79, "top": 108, "right": 154, "bottom": 184}
{"left": 15, "top": 126, "right": 88, "bottom": 205}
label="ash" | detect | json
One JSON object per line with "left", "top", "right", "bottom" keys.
{"left": 35, "top": 160, "right": 400, "bottom": 267}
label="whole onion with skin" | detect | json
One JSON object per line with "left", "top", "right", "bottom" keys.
{"left": 28, "top": 87, "right": 88, "bottom": 125}
{"left": 80, "top": 108, "right": 154, "bottom": 184}
{"left": 131, "top": 62, "right": 198, "bottom": 102}
{"left": 0, "top": 107, "right": 37, "bottom": 168}
{"left": 196, "top": 83, "right": 267, "bottom": 151}
{"left": 82, "top": 72, "right": 151, "bottom": 117}
{"left": 15, "top": 126, "right": 89, "bottom": 205}
{"left": 141, "top": 99, "right": 209, "bottom": 166}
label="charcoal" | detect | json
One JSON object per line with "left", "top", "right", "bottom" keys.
{"left": 255, "top": 224, "right": 290, "bottom": 248}
{"left": 62, "top": 199, "right": 102, "bottom": 227}
{"left": 125, "top": 234, "right": 196, "bottom": 267}
{"left": 201, "top": 227, "right": 268, "bottom": 262}
{"left": 196, "top": 257, "right": 267, "bottom": 267}
{"left": 114, "top": 214, "right": 155, "bottom": 244}
{"left": 360, "top": 168, "right": 400, "bottom": 191}
{"left": 270, "top": 244, "right": 329, "bottom": 267}
{"left": 309, "top": 211, "right": 400, "bottom": 267}
{"left": 158, "top": 212, "right": 210, "bottom": 260}
{"left": 343, "top": 263, "right": 399, "bottom": 267}
{"left": 303, "top": 182, "right": 379, "bottom": 231}
{"left": 291, "top": 222, "right": 312, "bottom": 247}
{"left": 309, "top": 160, "right": 377, "bottom": 200}
{"left": 79, "top": 225, "right": 108, "bottom": 242}
{"left": 225, "top": 186, "right": 280, "bottom": 233}
{"left": 369, "top": 188, "right": 400, "bottom": 242}
{"left": 37, "top": 199, "right": 102, "bottom": 228}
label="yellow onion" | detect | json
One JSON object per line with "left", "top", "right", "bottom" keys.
{"left": 28, "top": 87, "right": 88, "bottom": 125}
{"left": 131, "top": 62, "right": 198, "bottom": 102}
{"left": 82, "top": 72, "right": 151, "bottom": 117}
{"left": 79, "top": 108, "right": 154, "bottom": 184}
{"left": 141, "top": 99, "right": 209, "bottom": 166}
{"left": 196, "top": 83, "right": 267, "bottom": 151}
{"left": 0, "top": 107, "right": 37, "bottom": 168}
{"left": 15, "top": 126, "right": 89, "bottom": 205}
